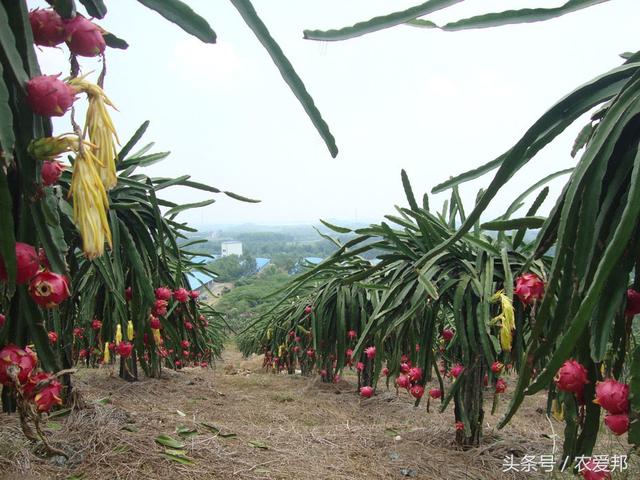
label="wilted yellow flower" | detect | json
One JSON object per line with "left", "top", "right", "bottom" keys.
{"left": 103, "top": 342, "right": 110, "bottom": 364}
{"left": 115, "top": 324, "right": 122, "bottom": 346}
{"left": 152, "top": 328, "right": 162, "bottom": 345}
{"left": 127, "top": 320, "right": 134, "bottom": 341}
{"left": 68, "top": 76, "right": 119, "bottom": 190}
{"left": 68, "top": 148, "right": 112, "bottom": 258}
{"left": 491, "top": 290, "right": 515, "bottom": 352}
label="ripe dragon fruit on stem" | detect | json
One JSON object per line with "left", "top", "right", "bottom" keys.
{"left": 396, "top": 375, "right": 410, "bottom": 390}
{"left": 155, "top": 287, "right": 172, "bottom": 301}
{"left": 441, "top": 328, "right": 454, "bottom": 342}
{"left": 0, "top": 345, "right": 38, "bottom": 386}
{"left": 624, "top": 288, "right": 640, "bottom": 317}
{"left": 603, "top": 414, "right": 629, "bottom": 435}
{"left": 580, "top": 459, "right": 612, "bottom": 480}
{"left": 173, "top": 288, "right": 190, "bottom": 303}
{"left": 428, "top": 388, "right": 442, "bottom": 399}
{"left": 29, "top": 8, "right": 66, "bottom": 46}
{"left": 28, "top": 271, "right": 71, "bottom": 308}
{"left": 410, "top": 385, "right": 424, "bottom": 399}
{"left": 23, "top": 372, "right": 63, "bottom": 413}
{"left": 514, "top": 272, "right": 544, "bottom": 305}
{"left": 450, "top": 364, "right": 465, "bottom": 379}
{"left": 26, "top": 75, "right": 77, "bottom": 117}
{"left": 0, "top": 242, "right": 39, "bottom": 285}
{"left": 117, "top": 342, "right": 133, "bottom": 358}
{"left": 594, "top": 378, "right": 629, "bottom": 414}
{"left": 495, "top": 378, "right": 507, "bottom": 394}
{"left": 491, "top": 361, "right": 504, "bottom": 374}
{"left": 554, "top": 359, "right": 588, "bottom": 394}
{"left": 64, "top": 15, "right": 106, "bottom": 57}
{"left": 41, "top": 160, "right": 65, "bottom": 186}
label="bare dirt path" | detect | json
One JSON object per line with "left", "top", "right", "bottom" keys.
{"left": 0, "top": 345, "right": 634, "bottom": 479}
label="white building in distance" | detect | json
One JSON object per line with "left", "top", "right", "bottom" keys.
{"left": 221, "top": 240, "right": 242, "bottom": 257}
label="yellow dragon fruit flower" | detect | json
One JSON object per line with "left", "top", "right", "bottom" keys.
{"left": 127, "top": 320, "right": 134, "bottom": 341}
{"left": 152, "top": 328, "right": 162, "bottom": 345}
{"left": 491, "top": 290, "right": 515, "bottom": 352}
{"left": 103, "top": 342, "right": 110, "bottom": 364}
{"left": 68, "top": 147, "right": 112, "bottom": 258}
{"left": 115, "top": 324, "right": 122, "bottom": 346}
{"left": 68, "top": 76, "right": 119, "bottom": 190}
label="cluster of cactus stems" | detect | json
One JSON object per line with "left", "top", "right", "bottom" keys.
{"left": 0, "top": 0, "right": 244, "bottom": 419}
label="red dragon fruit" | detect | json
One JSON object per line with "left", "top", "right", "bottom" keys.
{"left": 514, "top": 272, "right": 545, "bottom": 305}
{"left": 428, "top": 388, "right": 442, "bottom": 399}
{"left": 125, "top": 287, "right": 133, "bottom": 302}
{"left": 91, "top": 319, "right": 102, "bottom": 330}
{"left": 400, "top": 362, "right": 411, "bottom": 374}
{"left": 29, "top": 8, "right": 66, "bottom": 46}
{"left": 41, "top": 160, "right": 65, "bottom": 186}
{"left": 580, "top": 459, "right": 612, "bottom": 480}
{"left": 155, "top": 286, "right": 172, "bottom": 301}
{"left": 48, "top": 331, "right": 58, "bottom": 344}
{"left": 495, "top": 378, "right": 507, "bottom": 394}
{"left": 184, "top": 321, "right": 194, "bottom": 331}
{"left": 356, "top": 361, "right": 365, "bottom": 372}
{"left": 382, "top": 367, "right": 390, "bottom": 376}
{"left": 594, "top": 378, "right": 629, "bottom": 414}
{"left": 188, "top": 290, "right": 199, "bottom": 299}
{"left": 410, "top": 385, "right": 424, "bottom": 399}
{"left": 604, "top": 414, "right": 629, "bottom": 435}
{"left": 150, "top": 316, "right": 161, "bottom": 329}
{"left": 26, "top": 75, "right": 76, "bottom": 117}
{"left": 554, "top": 359, "right": 589, "bottom": 394}
{"left": 624, "top": 288, "right": 640, "bottom": 317}
{"left": 152, "top": 299, "right": 168, "bottom": 317}
{"left": 441, "top": 328, "right": 454, "bottom": 342}
{"left": 306, "top": 349, "right": 315, "bottom": 358}
{"left": 491, "top": 361, "right": 504, "bottom": 374}
{"left": 360, "top": 386, "right": 374, "bottom": 398}
{"left": 173, "top": 288, "right": 189, "bottom": 303}
{"left": 23, "top": 372, "right": 63, "bottom": 412}
{"left": 64, "top": 15, "right": 106, "bottom": 57}
{"left": 180, "top": 340, "right": 190, "bottom": 349}
{"left": 396, "top": 375, "right": 410, "bottom": 389}
{"left": 455, "top": 421, "right": 464, "bottom": 431}
{"left": 73, "top": 327, "right": 84, "bottom": 338}
{"left": 408, "top": 367, "right": 423, "bottom": 383}
{"left": 347, "top": 329, "right": 357, "bottom": 340}
{"left": 117, "top": 342, "right": 133, "bottom": 358}
{"left": 0, "top": 313, "right": 5, "bottom": 328}
{"left": 0, "top": 242, "right": 39, "bottom": 285}
{"left": 364, "top": 346, "right": 376, "bottom": 360}
{"left": 304, "top": 305, "right": 312, "bottom": 315}
{"left": 450, "top": 364, "right": 465, "bottom": 379}
{"left": 28, "top": 271, "right": 70, "bottom": 308}
{"left": 0, "top": 345, "right": 38, "bottom": 386}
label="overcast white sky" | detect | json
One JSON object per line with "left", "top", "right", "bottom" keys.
{"left": 34, "top": 0, "right": 639, "bottom": 227}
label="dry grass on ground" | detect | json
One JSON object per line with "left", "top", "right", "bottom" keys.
{"left": 0, "top": 346, "right": 636, "bottom": 480}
